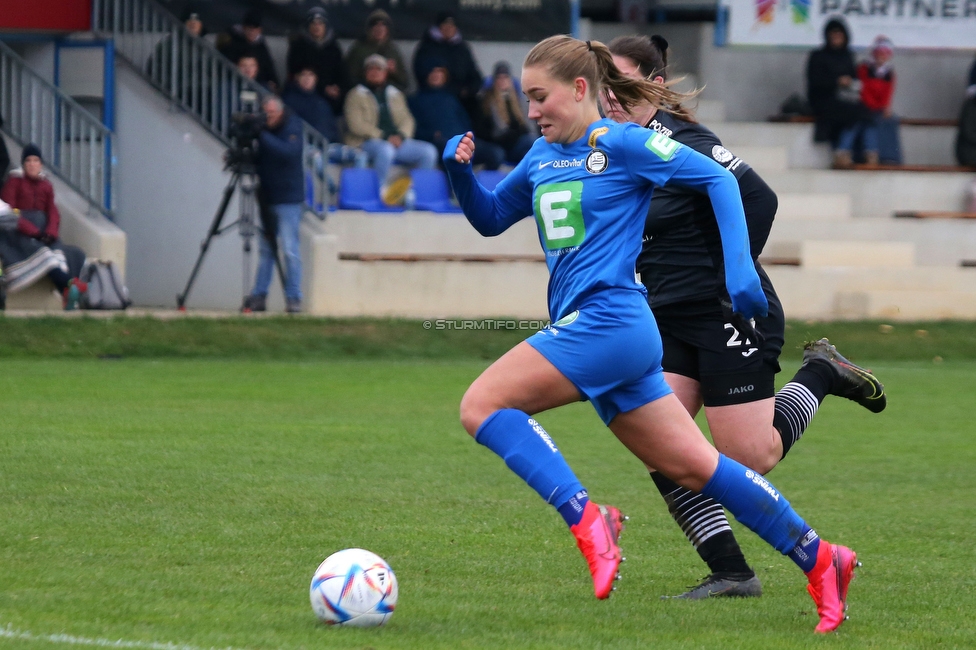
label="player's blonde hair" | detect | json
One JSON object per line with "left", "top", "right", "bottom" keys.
{"left": 524, "top": 35, "right": 698, "bottom": 123}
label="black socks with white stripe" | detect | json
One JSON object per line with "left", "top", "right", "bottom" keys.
{"left": 773, "top": 358, "right": 835, "bottom": 458}
{"left": 650, "top": 472, "right": 754, "bottom": 577}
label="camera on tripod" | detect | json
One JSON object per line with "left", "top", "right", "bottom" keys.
{"left": 226, "top": 91, "right": 266, "bottom": 171}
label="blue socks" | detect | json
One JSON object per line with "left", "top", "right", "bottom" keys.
{"left": 700, "top": 454, "right": 813, "bottom": 563}
{"left": 788, "top": 528, "right": 822, "bottom": 573}
{"left": 475, "top": 409, "right": 587, "bottom": 527}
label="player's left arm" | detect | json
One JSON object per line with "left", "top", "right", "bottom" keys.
{"left": 625, "top": 129, "right": 767, "bottom": 319}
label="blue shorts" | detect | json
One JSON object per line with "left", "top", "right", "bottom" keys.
{"left": 527, "top": 290, "right": 673, "bottom": 425}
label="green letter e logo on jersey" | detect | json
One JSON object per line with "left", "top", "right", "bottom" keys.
{"left": 645, "top": 132, "right": 680, "bottom": 161}
{"left": 534, "top": 181, "right": 585, "bottom": 251}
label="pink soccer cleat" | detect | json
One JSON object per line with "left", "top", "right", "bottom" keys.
{"left": 570, "top": 502, "right": 625, "bottom": 599}
{"left": 806, "top": 541, "right": 859, "bottom": 633}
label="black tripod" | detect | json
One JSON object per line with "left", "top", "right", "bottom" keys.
{"left": 176, "top": 165, "right": 286, "bottom": 310}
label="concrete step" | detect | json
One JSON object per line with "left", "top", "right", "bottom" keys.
{"left": 775, "top": 193, "right": 852, "bottom": 220}
{"left": 710, "top": 121, "right": 959, "bottom": 167}
{"left": 765, "top": 265, "right": 976, "bottom": 319}
{"left": 728, "top": 145, "right": 788, "bottom": 173}
{"left": 762, "top": 240, "right": 915, "bottom": 267}
{"left": 834, "top": 289, "right": 976, "bottom": 319}
{"left": 759, "top": 169, "right": 974, "bottom": 220}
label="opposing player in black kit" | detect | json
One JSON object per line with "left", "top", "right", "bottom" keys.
{"left": 603, "top": 35, "right": 887, "bottom": 599}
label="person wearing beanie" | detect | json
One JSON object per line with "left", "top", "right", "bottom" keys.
{"left": 0, "top": 144, "right": 88, "bottom": 306}
{"left": 345, "top": 9, "right": 409, "bottom": 92}
{"left": 412, "top": 10, "right": 484, "bottom": 127}
{"left": 217, "top": 9, "right": 279, "bottom": 92}
{"left": 287, "top": 7, "right": 347, "bottom": 115}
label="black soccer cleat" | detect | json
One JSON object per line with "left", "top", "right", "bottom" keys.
{"left": 664, "top": 573, "right": 763, "bottom": 600}
{"left": 803, "top": 338, "right": 886, "bottom": 413}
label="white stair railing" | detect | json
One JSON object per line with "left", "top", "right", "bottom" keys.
{"left": 0, "top": 40, "right": 115, "bottom": 216}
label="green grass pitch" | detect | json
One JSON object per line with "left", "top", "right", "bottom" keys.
{"left": 1, "top": 353, "right": 974, "bottom": 648}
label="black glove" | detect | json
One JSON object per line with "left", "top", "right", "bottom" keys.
{"left": 720, "top": 298, "right": 765, "bottom": 348}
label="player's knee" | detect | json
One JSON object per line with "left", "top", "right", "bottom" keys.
{"left": 731, "top": 448, "right": 779, "bottom": 475}
{"left": 459, "top": 388, "right": 492, "bottom": 437}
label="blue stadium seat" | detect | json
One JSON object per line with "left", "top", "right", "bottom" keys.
{"left": 476, "top": 169, "right": 507, "bottom": 192}
{"left": 410, "top": 169, "right": 462, "bottom": 214}
{"left": 338, "top": 168, "right": 404, "bottom": 212}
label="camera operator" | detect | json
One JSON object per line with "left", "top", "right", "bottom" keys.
{"left": 242, "top": 95, "right": 305, "bottom": 313}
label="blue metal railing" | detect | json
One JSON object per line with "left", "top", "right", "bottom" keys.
{"left": 0, "top": 40, "right": 115, "bottom": 216}
{"left": 90, "top": 0, "right": 329, "bottom": 216}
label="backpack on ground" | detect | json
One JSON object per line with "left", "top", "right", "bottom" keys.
{"left": 80, "top": 260, "right": 131, "bottom": 310}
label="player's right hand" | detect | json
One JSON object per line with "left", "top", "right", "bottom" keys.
{"left": 452, "top": 132, "right": 476, "bottom": 164}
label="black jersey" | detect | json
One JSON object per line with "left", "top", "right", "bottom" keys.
{"left": 637, "top": 111, "right": 777, "bottom": 308}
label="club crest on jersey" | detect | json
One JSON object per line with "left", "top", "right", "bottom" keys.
{"left": 711, "top": 145, "right": 734, "bottom": 163}
{"left": 585, "top": 149, "right": 608, "bottom": 174}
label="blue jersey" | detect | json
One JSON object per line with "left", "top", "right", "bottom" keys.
{"left": 443, "top": 119, "right": 767, "bottom": 321}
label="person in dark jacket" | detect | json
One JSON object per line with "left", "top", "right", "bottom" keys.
{"left": 286, "top": 7, "right": 346, "bottom": 115}
{"left": 409, "top": 60, "right": 503, "bottom": 170}
{"left": 345, "top": 10, "right": 410, "bottom": 93}
{"left": 0, "top": 144, "right": 87, "bottom": 306}
{"left": 412, "top": 11, "right": 485, "bottom": 127}
{"left": 217, "top": 10, "right": 279, "bottom": 93}
{"left": 282, "top": 66, "right": 340, "bottom": 144}
{"left": 805, "top": 17, "right": 868, "bottom": 166}
{"left": 603, "top": 33, "right": 886, "bottom": 602}
{"left": 244, "top": 97, "right": 304, "bottom": 314}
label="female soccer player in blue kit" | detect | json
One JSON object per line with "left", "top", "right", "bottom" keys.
{"left": 442, "top": 35, "right": 857, "bottom": 633}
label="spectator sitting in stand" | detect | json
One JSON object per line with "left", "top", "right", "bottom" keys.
{"left": 218, "top": 10, "right": 279, "bottom": 93}
{"left": 282, "top": 64, "right": 365, "bottom": 167}
{"left": 478, "top": 61, "right": 535, "bottom": 165}
{"left": 805, "top": 17, "right": 869, "bottom": 168}
{"left": 0, "top": 144, "right": 87, "bottom": 308}
{"left": 344, "top": 54, "right": 438, "bottom": 206}
{"left": 410, "top": 59, "right": 504, "bottom": 171}
{"left": 412, "top": 11, "right": 484, "bottom": 127}
{"left": 345, "top": 10, "right": 410, "bottom": 93}
{"left": 287, "top": 7, "right": 346, "bottom": 115}
{"left": 958, "top": 82, "right": 976, "bottom": 169}
{"left": 850, "top": 35, "right": 901, "bottom": 165}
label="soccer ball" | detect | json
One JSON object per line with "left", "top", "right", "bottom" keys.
{"left": 309, "top": 548, "right": 398, "bottom": 627}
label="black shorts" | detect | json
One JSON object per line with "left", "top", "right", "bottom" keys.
{"left": 649, "top": 274, "right": 786, "bottom": 408}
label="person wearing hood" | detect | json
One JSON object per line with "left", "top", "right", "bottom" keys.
{"left": 345, "top": 10, "right": 410, "bottom": 93}
{"left": 409, "top": 59, "right": 504, "bottom": 170}
{"left": 805, "top": 17, "right": 868, "bottom": 166}
{"left": 287, "top": 7, "right": 346, "bottom": 115}
{"left": 217, "top": 10, "right": 279, "bottom": 93}
{"left": 412, "top": 11, "right": 485, "bottom": 125}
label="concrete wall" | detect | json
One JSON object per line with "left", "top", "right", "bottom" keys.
{"left": 113, "top": 63, "right": 290, "bottom": 311}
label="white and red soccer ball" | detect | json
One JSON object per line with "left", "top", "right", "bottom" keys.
{"left": 309, "top": 548, "right": 398, "bottom": 627}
